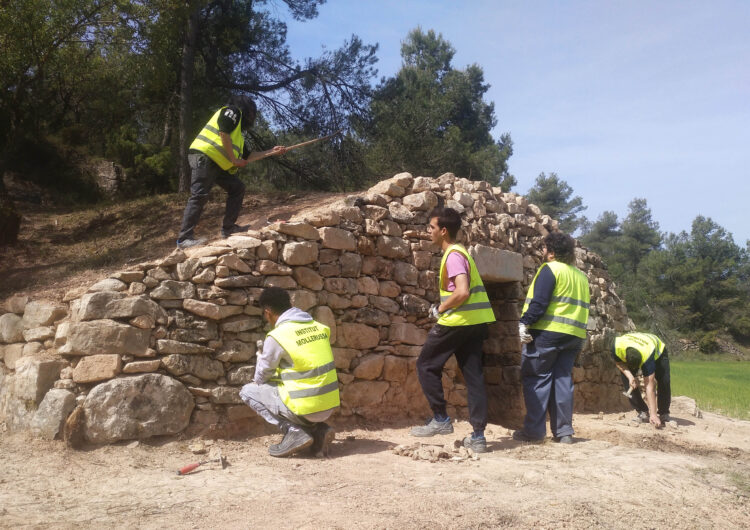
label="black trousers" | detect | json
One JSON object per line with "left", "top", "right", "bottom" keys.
{"left": 416, "top": 323, "right": 489, "bottom": 431}
{"left": 621, "top": 350, "right": 671, "bottom": 415}
{"left": 178, "top": 153, "right": 245, "bottom": 242}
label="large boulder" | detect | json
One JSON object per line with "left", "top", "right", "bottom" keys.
{"left": 83, "top": 374, "right": 194, "bottom": 443}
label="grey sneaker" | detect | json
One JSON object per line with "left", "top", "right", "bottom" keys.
{"left": 221, "top": 224, "right": 250, "bottom": 238}
{"left": 659, "top": 413, "right": 671, "bottom": 423}
{"left": 268, "top": 426, "right": 313, "bottom": 457}
{"left": 463, "top": 435, "right": 488, "bottom": 453}
{"left": 410, "top": 418, "right": 454, "bottom": 437}
{"left": 511, "top": 430, "right": 544, "bottom": 444}
{"left": 176, "top": 237, "right": 206, "bottom": 249}
{"left": 309, "top": 422, "right": 335, "bottom": 458}
{"left": 632, "top": 411, "right": 649, "bottom": 424}
{"left": 553, "top": 435, "right": 573, "bottom": 444}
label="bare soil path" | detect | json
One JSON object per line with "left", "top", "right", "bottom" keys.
{"left": 1, "top": 406, "right": 748, "bottom": 529}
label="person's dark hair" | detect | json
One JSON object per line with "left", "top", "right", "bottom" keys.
{"left": 625, "top": 347, "right": 641, "bottom": 373}
{"left": 228, "top": 95, "right": 257, "bottom": 129}
{"left": 544, "top": 231, "right": 576, "bottom": 264}
{"left": 258, "top": 287, "right": 291, "bottom": 315}
{"left": 428, "top": 206, "right": 462, "bottom": 240}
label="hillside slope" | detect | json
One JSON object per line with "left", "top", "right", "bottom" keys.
{"left": 0, "top": 189, "right": 348, "bottom": 303}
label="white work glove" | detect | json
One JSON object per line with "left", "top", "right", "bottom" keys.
{"left": 518, "top": 323, "right": 533, "bottom": 344}
{"left": 256, "top": 339, "right": 264, "bottom": 355}
{"left": 429, "top": 304, "right": 440, "bottom": 320}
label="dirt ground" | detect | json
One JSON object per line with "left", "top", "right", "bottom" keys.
{"left": 2, "top": 188, "right": 749, "bottom": 528}
{"left": 1, "top": 405, "right": 748, "bottom": 529}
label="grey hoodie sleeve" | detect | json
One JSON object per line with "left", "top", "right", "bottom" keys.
{"left": 253, "top": 307, "right": 314, "bottom": 385}
{"left": 253, "top": 336, "right": 286, "bottom": 384}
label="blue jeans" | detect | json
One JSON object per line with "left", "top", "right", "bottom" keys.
{"left": 520, "top": 332, "right": 584, "bottom": 439}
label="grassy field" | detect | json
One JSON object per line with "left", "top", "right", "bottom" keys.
{"left": 671, "top": 360, "right": 750, "bottom": 420}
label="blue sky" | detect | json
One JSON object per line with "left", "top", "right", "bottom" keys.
{"left": 281, "top": 1, "right": 750, "bottom": 243}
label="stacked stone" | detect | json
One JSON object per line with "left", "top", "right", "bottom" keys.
{"left": 0, "top": 297, "right": 69, "bottom": 437}
{"left": 0, "top": 172, "right": 634, "bottom": 444}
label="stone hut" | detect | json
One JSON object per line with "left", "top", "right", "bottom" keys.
{"left": 0, "top": 173, "right": 633, "bottom": 444}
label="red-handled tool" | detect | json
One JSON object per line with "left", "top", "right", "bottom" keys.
{"left": 176, "top": 454, "right": 227, "bottom": 475}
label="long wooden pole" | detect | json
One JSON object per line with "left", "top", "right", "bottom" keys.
{"left": 284, "top": 129, "right": 343, "bottom": 152}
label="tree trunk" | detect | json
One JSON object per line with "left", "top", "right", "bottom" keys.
{"left": 178, "top": 1, "right": 200, "bottom": 192}
{"left": 0, "top": 157, "right": 21, "bottom": 245}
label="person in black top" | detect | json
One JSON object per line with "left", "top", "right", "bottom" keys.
{"left": 177, "top": 96, "right": 286, "bottom": 248}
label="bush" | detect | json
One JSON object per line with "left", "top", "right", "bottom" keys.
{"left": 107, "top": 126, "right": 175, "bottom": 195}
{"left": 698, "top": 331, "right": 721, "bottom": 354}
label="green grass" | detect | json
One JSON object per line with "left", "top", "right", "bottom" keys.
{"left": 671, "top": 360, "right": 750, "bottom": 420}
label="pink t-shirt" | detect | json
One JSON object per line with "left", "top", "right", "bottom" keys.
{"left": 444, "top": 251, "right": 470, "bottom": 291}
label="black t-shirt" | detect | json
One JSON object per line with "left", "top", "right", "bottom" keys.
{"left": 214, "top": 105, "right": 251, "bottom": 159}
{"left": 217, "top": 105, "right": 242, "bottom": 133}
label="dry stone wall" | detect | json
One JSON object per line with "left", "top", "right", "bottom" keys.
{"left": 0, "top": 172, "right": 634, "bottom": 444}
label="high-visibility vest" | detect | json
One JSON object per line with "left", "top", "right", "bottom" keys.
{"left": 522, "top": 260, "right": 590, "bottom": 339}
{"left": 267, "top": 320, "right": 340, "bottom": 416}
{"left": 437, "top": 244, "right": 496, "bottom": 327}
{"left": 614, "top": 332, "right": 665, "bottom": 368}
{"left": 189, "top": 107, "right": 245, "bottom": 173}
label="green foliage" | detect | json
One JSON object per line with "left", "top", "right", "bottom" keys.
{"left": 581, "top": 210, "right": 621, "bottom": 268}
{"left": 0, "top": 0, "right": 378, "bottom": 194}
{"left": 6, "top": 138, "right": 101, "bottom": 204}
{"left": 671, "top": 360, "right": 750, "bottom": 420}
{"left": 583, "top": 202, "right": 749, "bottom": 346}
{"left": 526, "top": 172, "right": 587, "bottom": 234}
{"left": 581, "top": 199, "right": 660, "bottom": 324}
{"left": 620, "top": 198, "right": 662, "bottom": 274}
{"left": 105, "top": 126, "right": 174, "bottom": 194}
{"left": 640, "top": 216, "right": 747, "bottom": 336}
{"left": 363, "top": 28, "right": 515, "bottom": 188}
{"left": 698, "top": 331, "right": 721, "bottom": 354}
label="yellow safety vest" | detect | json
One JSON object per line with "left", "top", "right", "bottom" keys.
{"left": 267, "top": 320, "right": 340, "bottom": 416}
{"left": 522, "top": 260, "right": 590, "bottom": 339}
{"left": 437, "top": 244, "right": 496, "bottom": 327}
{"left": 189, "top": 107, "right": 245, "bottom": 173}
{"left": 614, "top": 332, "right": 665, "bottom": 368}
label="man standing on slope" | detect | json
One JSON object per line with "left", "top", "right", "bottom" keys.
{"left": 514, "top": 232, "right": 590, "bottom": 444}
{"left": 177, "top": 96, "right": 287, "bottom": 248}
{"left": 410, "top": 207, "right": 496, "bottom": 453}
{"left": 612, "top": 331, "right": 670, "bottom": 428}
{"left": 240, "top": 287, "right": 339, "bottom": 457}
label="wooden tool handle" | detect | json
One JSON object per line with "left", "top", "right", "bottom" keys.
{"left": 284, "top": 129, "right": 343, "bottom": 152}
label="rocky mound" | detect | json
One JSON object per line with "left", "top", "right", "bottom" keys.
{"left": 0, "top": 172, "right": 633, "bottom": 444}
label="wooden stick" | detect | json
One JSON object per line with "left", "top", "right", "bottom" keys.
{"left": 284, "top": 129, "right": 343, "bottom": 152}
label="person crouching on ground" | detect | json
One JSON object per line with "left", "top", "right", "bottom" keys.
{"left": 612, "top": 332, "right": 671, "bottom": 428}
{"left": 409, "top": 207, "right": 496, "bottom": 453}
{"left": 240, "top": 287, "right": 339, "bottom": 457}
{"left": 514, "top": 232, "right": 590, "bottom": 444}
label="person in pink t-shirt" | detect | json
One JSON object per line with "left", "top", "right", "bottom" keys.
{"left": 444, "top": 250, "right": 470, "bottom": 292}
{"left": 409, "top": 207, "right": 492, "bottom": 453}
